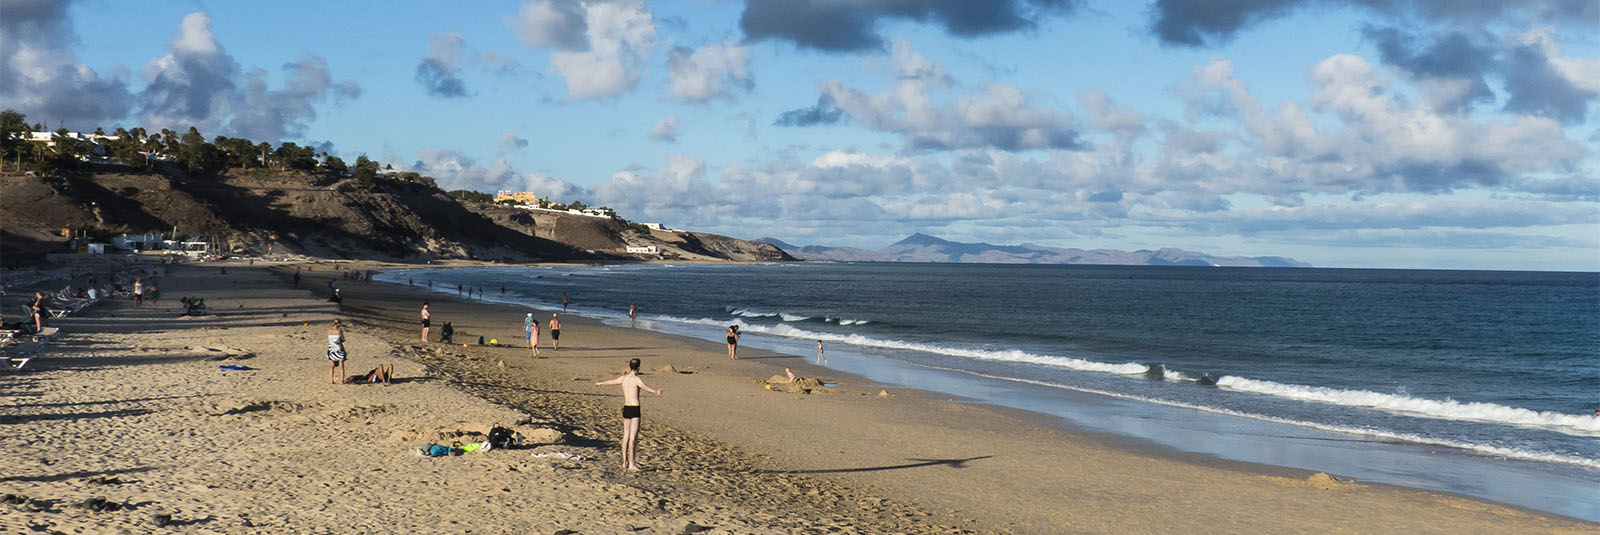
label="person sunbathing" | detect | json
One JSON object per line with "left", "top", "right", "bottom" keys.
{"left": 343, "top": 364, "right": 393, "bottom": 385}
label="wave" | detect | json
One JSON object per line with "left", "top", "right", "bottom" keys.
{"left": 829, "top": 317, "right": 869, "bottom": 326}
{"left": 730, "top": 308, "right": 813, "bottom": 322}
{"left": 653, "top": 315, "right": 1149, "bottom": 376}
{"left": 942, "top": 368, "right": 1600, "bottom": 471}
{"left": 1216, "top": 376, "right": 1600, "bottom": 437}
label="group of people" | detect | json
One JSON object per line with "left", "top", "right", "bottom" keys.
{"left": 324, "top": 318, "right": 392, "bottom": 385}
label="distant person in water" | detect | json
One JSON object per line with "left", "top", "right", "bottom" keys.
{"left": 420, "top": 302, "right": 431, "bottom": 342}
{"left": 524, "top": 313, "right": 540, "bottom": 358}
{"left": 629, "top": 301, "right": 638, "bottom": 326}
{"left": 726, "top": 325, "right": 739, "bottom": 360}
{"left": 327, "top": 320, "right": 347, "bottom": 384}
{"left": 816, "top": 340, "right": 826, "bottom": 365}
{"left": 549, "top": 313, "right": 562, "bottom": 350}
{"left": 596, "top": 358, "right": 662, "bottom": 472}
{"left": 561, "top": 292, "right": 570, "bottom": 311}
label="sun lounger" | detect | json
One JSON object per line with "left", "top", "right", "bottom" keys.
{"left": 29, "top": 326, "right": 59, "bottom": 342}
{"left": 3, "top": 341, "right": 44, "bottom": 369}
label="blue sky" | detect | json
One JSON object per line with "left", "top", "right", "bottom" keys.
{"left": 3, "top": 0, "right": 1597, "bottom": 270}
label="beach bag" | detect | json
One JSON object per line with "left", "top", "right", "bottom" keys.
{"left": 423, "top": 443, "right": 451, "bottom": 457}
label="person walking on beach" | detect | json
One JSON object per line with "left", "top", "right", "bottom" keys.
{"left": 629, "top": 301, "right": 638, "bottom": 326}
{"left": 816, "top": 340, "right": 827, "bottom": 366}
{"left": 327, "top": 319, "right": 348, "bottom": 384}
{"left": 726, "top": 325, "right": 739, "bottom": 360}
{"left": 420, "top": 303, "right": 431, "bottom": 342}
{"left": 549, "top": 313, "right": 562, "bottom": 350}
{"left": 293, "top": 270, "right": 301, "bottom": 287}
{"left": 561, "top": 292, "right": 570, "bottom": 311}
{"left": 524, "top": 313, "right": 540, "bottom": 358}
{"left": 596, "top": 358, "right": 662, "bottom": 472}
{"left": 132, "top": 278, "right": 143, "bottom": 308}
{"left": 148, "top": 283, "right": 160, "bottom": 308}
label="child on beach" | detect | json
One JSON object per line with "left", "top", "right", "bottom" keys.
{"left": 726, "top": 325, "right": 739, "bottom": 360}
{"left": 327, "top": 320, "right": 347, "bottom": 384}
{"left": 596, "top": 358, "right": 662, "bottom": 471}
{"left": 524, "top": 313, "right": 540, "bottom": 358}
{"left": 816, "top": 340, "right": 826, "bottom": 365}
{"left": 149, "top": 283, "right": 160, "bottom": 308}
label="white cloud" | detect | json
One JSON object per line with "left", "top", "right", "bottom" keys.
{"left": 648, "top": 115, "right": 678, "bottom": 142}
{"left": 540, "top": 0, "right": 656, "bottom": 100}
{"left": 666, "top": 39, "right": 751, "bottom": 101}
{"left": 505, "top": 0, "right": 588, "bottom": 50}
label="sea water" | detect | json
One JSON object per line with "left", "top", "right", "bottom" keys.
{"left": 378, "top": 263, "right": 1600, "bottom": 520}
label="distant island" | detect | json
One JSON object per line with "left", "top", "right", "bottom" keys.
{"left": 761, "top": 233, "right": 1310, "bottom": 267}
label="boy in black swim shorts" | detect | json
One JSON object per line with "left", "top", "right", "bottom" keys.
{"left": 596, "top": 358, "right": 661, "bottom": 471}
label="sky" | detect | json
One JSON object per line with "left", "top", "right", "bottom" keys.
{"left": 2, "top": 0, "right": 1597, "bottom": 271}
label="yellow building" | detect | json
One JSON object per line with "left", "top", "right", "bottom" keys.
{"left": 494, "top": 191, "right": 541, "bottom": 205}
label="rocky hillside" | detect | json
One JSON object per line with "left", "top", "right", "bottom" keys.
{"left": 470, "top": 204, "right": 792, "bottom": 262}
{"left": 0, "top": 168, "right": 789, "bottom": 266}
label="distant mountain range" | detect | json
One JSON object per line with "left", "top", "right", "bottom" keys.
{"left": 759, "top": 233, "right": 1310, "bottom": 267}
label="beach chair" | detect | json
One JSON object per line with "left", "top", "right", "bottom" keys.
{"left": 29, "top": 326, "right": 60, "bottom": 342}
{"left": 3, "top": 341, "right": 44, "bottom": 369}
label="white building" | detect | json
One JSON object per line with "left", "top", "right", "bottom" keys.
{"left": 113, "top": 233, "right": 164, "bottom": 251}
{"left": 625, "top": 245, "right": 658, "bottom": 254}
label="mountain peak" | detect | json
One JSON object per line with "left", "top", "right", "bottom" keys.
{"left": 889, "top": 232, "right": 953, "bottom": 247}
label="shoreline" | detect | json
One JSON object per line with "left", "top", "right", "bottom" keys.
{"left": 3, "top": 260, "right": 1593, "bottom": 533}
{"left": 325, "top": 261, "right": 1596, "bottom": 531}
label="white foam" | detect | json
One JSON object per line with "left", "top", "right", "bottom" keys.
{"left": 1216, "top": 376, "right": 1600, "bottom": 437}
{"left": 942, "top": 368, "right": 1600, "bottom": 471}
{"left": 651, "top": 315, "right": 1150, "bottom": 376}
{"left": 779, "top": 313, "right": 812, "bottom": 322}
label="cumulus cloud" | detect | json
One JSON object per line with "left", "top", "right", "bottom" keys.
{"left": 648, "top": 115, "right": 678, "bottom": 142}
{"left": 508, "top": 0, "right": 656, "bottom": 100}
{"left": 505, "top": 0, "right": 589, "bottom": 50}
{"left": 138, "top": 12, "right": 359, "bottom": 141}
{"left": 665, "top": 39, "right": 751, "bottom": 101}
{"left": 810, "top": 41, "right": 1081, "bottom": 151}
{"left": 775, "top": 94, "right": 847, "bottom": 127}
{"left": 1174, "top": 55, "right": 1585, "bottom": 195}
{"left": 498, "top": 130, "right": 529, "bottom": 152}
{"left": 416, "top": 32, "right": 470, "bottom": 98}
{"left": 0, "top": 0, "right": 134, "bottom": 129}
{"left": 407, "top": 147, "right": 589, "bottom": 201}
{"left": 1150, "top": 0, "right": 1597, "bottom": 48}
{"left": 739, "top": 0, "right": 1079, "bottom": 53}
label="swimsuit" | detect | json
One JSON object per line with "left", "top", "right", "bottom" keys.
{"left": 622, "top": 405, "right": 640, "bottom": 419}
{"left": 327, "top": 334, "right": 347, "bottom": 362}
{"left": 551, "top": 329, "right": 560, "bottom": 340}
{"left": 727, "top": 335, "right": 737, "bottom": 345}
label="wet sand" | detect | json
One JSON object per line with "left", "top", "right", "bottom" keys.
{"left": 2, "top": 261, "right": 1593, "bottom": 534}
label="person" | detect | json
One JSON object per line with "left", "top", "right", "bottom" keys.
{"left": 524, "top": 313, "right": 540, "bottom": 358}
{"left": 148, "top": 283, "right": 160, "bottom": 308}
{"left": 816, "top": 340, "right": 827, "bottom": 365}
{"left": 132, "top": 278, "right": 144, "bottom": 308}
{"left": 343, "top": 364, "right": 393, "bottom": 385}
{"left": 327, "top": 288, "right": 343, "bottom": 303}
{"left": 629, "top": 301, "right": 638, "bottom": 326}
{"left": 327, "top": 320, "right": 348, "bottom": 384}
{"left": 440, "top": 322, "right": 455, "bottom": 344}
{"left": 561, "top": 292, "right": 569, "bottom": 311}
{"left": 293, "top": 270, "right": 301, "bottom": 287}
{"left": 29, "top": 291, "right": 49, "bottom": 332}
{"left": 457, "top": 283, "right": 463, "bottom": 296}
{"left": 408, "top": 277, "right": 413, "bottom": 286}
{"left": 420, "top": 303, "right": 431, "bottom": 342}
{"left": 725, "top": 325, "right": 739, "bottom": 360}
{"left": 596, "top": 358, "right": 662, "bottom": 472}
{"left": 87, "top": 285, "right": 98, "bottom": 300}
{"left": 549, "top": 313, "right": 561, "bottom": 350}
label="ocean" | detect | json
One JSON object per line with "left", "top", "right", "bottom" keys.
{"left": 376, "top": 263, "right": 1600, "bottom": 521}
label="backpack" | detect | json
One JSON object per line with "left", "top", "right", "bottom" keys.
{"left": 488, "top": 426, "right": 517, "bottom": 449}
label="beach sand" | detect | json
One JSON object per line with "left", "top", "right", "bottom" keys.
{"left": 2, "top": 262, "right": 1593, "bottom": 534}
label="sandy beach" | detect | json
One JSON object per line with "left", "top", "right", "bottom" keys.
{"left": 3, "top": 261, "right": 1594, "bottom": 534}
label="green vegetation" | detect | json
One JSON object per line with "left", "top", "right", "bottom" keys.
{"left": 448, "top": 190, "right": 494, "bottom": 203}
{"left": 0, "top": 108, "right": 440, "bottom": 190}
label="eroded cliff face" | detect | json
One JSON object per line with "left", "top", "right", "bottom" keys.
{"left": 2, "top": 169, "right": 791, "bottom": 264}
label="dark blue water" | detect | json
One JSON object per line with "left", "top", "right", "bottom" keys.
{"left": 379, "top": 263, "right": 1600, "bottom": 520}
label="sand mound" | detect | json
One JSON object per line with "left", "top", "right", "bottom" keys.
{"left": 764, "top": 375, "right": 828, "bottom": 395}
